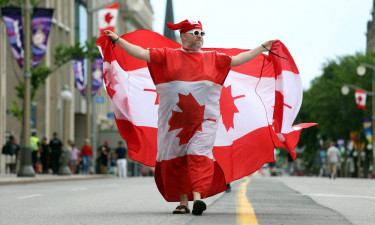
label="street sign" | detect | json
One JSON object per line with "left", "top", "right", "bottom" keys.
{"left": 95, "top": 96, "right": 105, "bottom": 103}
{"left": 107, "top": 113, "right": 114, "bottom": 118}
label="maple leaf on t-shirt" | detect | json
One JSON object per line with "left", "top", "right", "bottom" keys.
{"left": 168, "top": 93, "right": 205, "bottom": 145}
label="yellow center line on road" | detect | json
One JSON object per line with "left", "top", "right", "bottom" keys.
{"left": 236, "top": 177, "right": 259, "bottom": 225}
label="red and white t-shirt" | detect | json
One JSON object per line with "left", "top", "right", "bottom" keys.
{"left": 148, "top": 48, "right": 231, "bottom": 162}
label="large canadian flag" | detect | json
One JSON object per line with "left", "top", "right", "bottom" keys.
{"left": 98, "top": 3, "right": 119, "bottom": 36}
{"left": 96, "top": 30, "right": 316, "bottom": 201}
{"left": 355, "top": 89, "right": 367, "bottom": 110}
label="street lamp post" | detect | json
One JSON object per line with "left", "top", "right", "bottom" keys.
{"left": 18, "top": 0, "right": 35, "bottom": 177}
{"left": 357, "top": 63, "right": 375, "bottom": 177}
{"left": 342, "top": 84, "right": 371, "bottom": 177}
{"left": 59, "top": 85, "right": 72, "bottom": 175}
{"left": 84, "top": 0, "right": 118, "bottom": 174}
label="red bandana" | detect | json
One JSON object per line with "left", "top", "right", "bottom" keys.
{"left": 166, "top": 19, "right": 202, "bottom": 33}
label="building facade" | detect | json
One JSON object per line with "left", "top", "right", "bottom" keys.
{"left": 0, "top": 0, "right": 154, "bottom": 174}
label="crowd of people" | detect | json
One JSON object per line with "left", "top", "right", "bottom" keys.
{"left": 1, "top": 132, "right": 128, "bottom": 177}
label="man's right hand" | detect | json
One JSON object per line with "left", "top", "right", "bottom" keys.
{"left": 103, "top": 30, "right": 118, "bottom": 42}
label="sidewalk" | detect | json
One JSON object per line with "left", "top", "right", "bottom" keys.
{"left": 0, "top": 173, "right": 114, "bottom": 185}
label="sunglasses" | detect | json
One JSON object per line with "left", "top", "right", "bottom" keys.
{"left": 186, "top": 30, "right": 205, "bottom": 37}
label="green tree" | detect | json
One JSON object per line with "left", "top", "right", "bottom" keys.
{"left": 9, "top": 37, "right": 100, "bottom": 121}
{"left": 296, "top": 51, "right": 375, "bottom": 175}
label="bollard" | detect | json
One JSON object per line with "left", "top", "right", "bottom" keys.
{"left": 58, "top": 149, "right": 71, "bottom": 175}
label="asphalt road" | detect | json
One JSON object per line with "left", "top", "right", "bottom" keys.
{"left": 0, "top": 176, "right": 374, "bottom": 225}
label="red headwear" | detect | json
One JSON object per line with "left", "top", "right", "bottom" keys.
{"left": 166, "top": 19, "right": 202, "bottom": 34}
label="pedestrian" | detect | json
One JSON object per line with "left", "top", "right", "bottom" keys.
{"left": 104, "top": 19, "right": 275, "bottom": 215}
{"left": 115, "top": 141, "right": 127, "bottom": 178}
{"left": 40, "top": 137, "right": 50, "bottom": 174}
{"left": 49, "top": 132, "right": 63, "bottom": 174}
{"left": 327, "top": 141, "right": 341, "bottom": 179}
{"left": 268, "top": 148, "right": 278, "bottom": 176}
{"left": 287, "top": 153, "right": 295, "bottom": 176}
{"left": 30, "top": 131, "right": 39, "bottom": 172}
{"left": 108, "top": 152, "right": 117, "bottom": 175}
{"left": 68, "top": 140, "right": 80, "bottom": 174}
{"left": 98, "top": 140, "right": 110, "bottom": 174}
{"left": 80, "top": 138, "right": 93, "bottom": 174}
{"left": 2, "top": 135, "right": 20, "bottom": 173}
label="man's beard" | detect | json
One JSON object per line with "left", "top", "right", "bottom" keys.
{"left": 191, "top": 40, "right": 203, "bottom": 49}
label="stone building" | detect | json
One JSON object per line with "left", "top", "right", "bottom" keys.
{"left": 0, "top": 0, "right": 154, "bottom": 174}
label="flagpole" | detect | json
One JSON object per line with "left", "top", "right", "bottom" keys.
{"left": 371, "top": 66, "right": 375, "bottom": 177}
{"left": 18, "top": 0, "right": 35, "bottom": 177}
{"left": 85, "top": 0, "right": 118, "bottom": 174}
{"left": 356, "top": 63, "right": 375, "bottom": 177}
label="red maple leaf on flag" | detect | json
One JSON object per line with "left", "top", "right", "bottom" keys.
{"left": 219, "top": 85, "right": 244, "bottom": 131}
{"left": 103, "top": 69, "right": 118, "bottom": 99}
{"left": 104, "top": 12, "right": 113, "bottom": 25}
{"left": 168, "top": 93, "right": 205, "bottom": 145}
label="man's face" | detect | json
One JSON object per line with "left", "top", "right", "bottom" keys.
{"left": 181, "top": 29, "right": 204, "bottom": 50}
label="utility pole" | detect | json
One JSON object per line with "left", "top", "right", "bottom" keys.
{"left": 18, "top": 0, "right": 35, "bottom": 177}
{"left": 86, "top": 0, "right": 92, "bottom": 149}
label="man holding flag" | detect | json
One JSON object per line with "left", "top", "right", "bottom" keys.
{"left": 103, "top": 19, "right": 274, "bottom": 215}
{"left": 99, "top": 18, "right": 315, "bottom": 216}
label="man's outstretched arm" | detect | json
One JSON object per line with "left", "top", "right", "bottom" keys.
{"left": 230, "top": 40, "right": 276, "bottom": 67}
{"left": 104, "top": 30, "right": 151, "bottom": 63}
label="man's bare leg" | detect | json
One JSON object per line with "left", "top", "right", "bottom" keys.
{"left": 173, "top": 194, "right": 189, "bottom": 213}
{"left": 193, "top": 191, "right": 201, "bottom": 201}
{"left": 180, "top": 194, "right": 189, "bottom": 206}
{"left": 192, "top": 191, "right": 206, "bottom": 215}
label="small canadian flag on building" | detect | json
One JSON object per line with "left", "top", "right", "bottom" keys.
{"left": 355, "top": 89, "right": 367, "bottom": 110}
{"left": 98, "top": 3, "right": 119, "bottom": 36}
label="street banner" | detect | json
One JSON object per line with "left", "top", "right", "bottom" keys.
{"left": 92, "top": 57, "right": 103, "bottom": 96}
{"left": 71, "top": 58, "right": 85, "bottom": 96}
{"left": 31, "top": 7, "right": 54, "bottom": 68}
{"left": 1, "top": 7, "right": 24, "bottom": 68}
{"left": 355, "top": 89, "right": 366, "bottom": 110}
{"left": 98, "top": 3, "right": 119, "bottom": 36}
{"left": 363, "top": 117, "right": 372, "bottom": 144}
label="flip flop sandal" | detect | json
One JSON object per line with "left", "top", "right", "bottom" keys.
{"left": 172, "top": 205, "right": 190, "bottom": 214}
{"left": 192, "top": 200, "right": 206, "bottom": 215}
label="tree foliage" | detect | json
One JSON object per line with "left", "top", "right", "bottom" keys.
{"left": 295, "top": 51, "right": 375, "bottom": 173}
{"left": 8, "top": 37, "right": 100, "bottom": 122}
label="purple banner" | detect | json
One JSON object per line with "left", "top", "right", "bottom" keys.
{"left": 92, "top": 57, "right": 103, "bottom": 96}
{"left": 71, "top": 58, "right": 85, "bottom": 96}
{"left": 1, "top": 7, "right": 24, "bottom": 68}
{"left": 32, "top": 8, "right": 54, "bottom": 68}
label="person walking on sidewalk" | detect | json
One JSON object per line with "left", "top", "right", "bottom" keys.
{"left": 81, "top": 139, "right": 93, "bottom": 174}
{"left": 327, "top": 141, "right": 341, "bottom": 179}
{"left": 2, "top": 135, "right": 20, "bottom": 173}
{"left": 40, "top": 137, "right": 50, "bottom": 174}
{"left": 49, "top": 132, "right": 63, "bottom": 174}
{"left": 30, "top": 132, "right": 39, "bottom": 172}
{"left": 68, "top": 140, "right": 80, "bottom": 174}
{"left": 115, "top": 141, "right": 127, "bottom": 178}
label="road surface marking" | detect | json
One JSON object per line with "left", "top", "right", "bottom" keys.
{"left": 17, "top": 194, "right": 41, "bottom": 199}
{"left": 236, "top": 177, "right": 259, "bottom": 225}
{"left": 292, "top": 193, "right": 375, "bottom": 200}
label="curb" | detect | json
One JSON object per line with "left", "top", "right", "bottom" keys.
{"left": 0, "top": 174, "right": 114, "bottom": 185}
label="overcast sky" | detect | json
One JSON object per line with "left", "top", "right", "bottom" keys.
{"left": 149, "top": 0, "right": 373, "bottom": 89}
